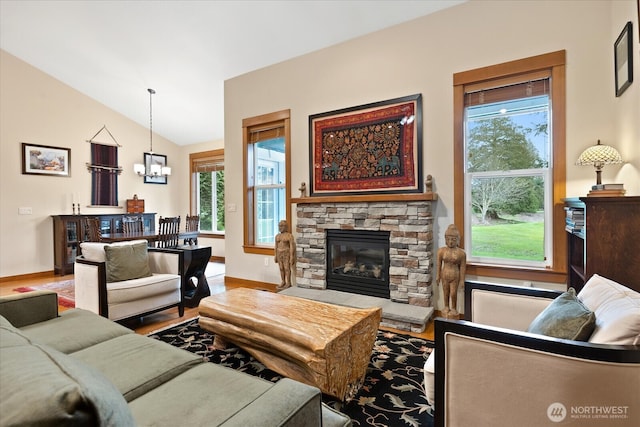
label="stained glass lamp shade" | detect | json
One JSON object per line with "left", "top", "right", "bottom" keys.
{"left": 576, "top": 140, "right": 622, "bottom": 185}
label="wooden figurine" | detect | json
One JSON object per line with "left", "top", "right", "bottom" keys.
{"left": 274, "top": 220, "right": 297, "bottom": 291}
{"left": 437, "top": 224, "right": 466, "bottom": 318}
{"left": 298, "top": 182, "right": 307, "bottom": 197}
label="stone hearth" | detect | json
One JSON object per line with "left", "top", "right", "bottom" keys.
{"left": 294, "top": 198, "right": 435, "bottom": 315}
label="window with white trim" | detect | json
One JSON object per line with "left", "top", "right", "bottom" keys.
{"left": 464, "top": 79, "right": 551, "bottom": 267}
{"left": 243, "top": 110, "right": 291, "bottom": 254}
{"left": 453, "top": 51, "right": 566, "bottom": 281}
{"left": 190, "top": 149, "right": 224, "bottom": 233}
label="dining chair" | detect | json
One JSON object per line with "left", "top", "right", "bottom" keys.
{"left": 157, "top": 216, "right": 181, "bottom": 248}
{"left": 122, "top": 215, "right": 144, "bottom": 234}
{"left": 184, "top": 214, "right": 200, "bottom": 245}
{"left": 84, "top": 217, "right": 102, "bottom": 242}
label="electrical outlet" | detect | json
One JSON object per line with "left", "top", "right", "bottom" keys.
{"left": 18, "top": 207, "right": 33, "bottom": 215}
{"left": 523, "top": 281, "right": 532, "bottom": 287}
{"left": 228, "top": 203, "right": 237, "bottom": 212}
{"left": 264, "top": 257, "right": 269, "bottom": 267}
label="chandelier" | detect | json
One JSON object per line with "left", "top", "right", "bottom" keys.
{"left": 133, "top": 88, "right": 171, "bottom": 178}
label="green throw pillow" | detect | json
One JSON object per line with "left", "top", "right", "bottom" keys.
{"left": 527, "top": 288, "right": 596, "bottom": 341}
{"left": 104, "top": 241, "right": 152, "bottom": 283}
{"left": 1, "top": 324, "right": 135, "bottom": 426}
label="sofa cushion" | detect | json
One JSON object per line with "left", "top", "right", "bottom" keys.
{"left": 424, "top": 349, "right": 436, "bottom": 408}
{"left": 0, "top": 323, "right": 135, "bottom": 426}
{"left": 105, "top": 240, "right": 152, "bottom": 282}
{"left": 526, "top": 288, "right": 596, "bottom": 341}
{"left": 129, "top": 363, "right": 275, "bottom": 426}
{"left": 578, "top": 274, "right": 640, "bottom": 345}
{"left": 80, "top": 241, "right": 109, "bottom": 262}
{"left": 20, "top": 308, "right": 133, "bottom": 353}
{"left": 107, "top": 273, "right": 181, "bottom": 303}
{"left": 80, "top": 239, "right": 149, "bottom": 263}
{"left": 0, "top": 314, "right": 30, "bottom": 346}
{"left": 71, "top": 333, "right": 202, "bottom": 401}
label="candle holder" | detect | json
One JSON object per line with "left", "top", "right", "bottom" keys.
{"left": 72, "top": 203, "right": 77, "bottom": 215}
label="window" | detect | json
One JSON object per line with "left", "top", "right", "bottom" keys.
{"left": 190, "top": 149, "right": 224, "bottom": 233}
{"left": 454, "top": 51, "right": 566, "bottom": 282}
{"left": 243, "top": 110, "right": 291, "bottom": 254}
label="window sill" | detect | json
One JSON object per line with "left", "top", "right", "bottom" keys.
{"left": 243, "top": 245, "right": 274, "bottom": 256}
{"left": 466, "top": 264, "right": 566, "bottom": 284}
{"left": 198, "top": 232, "right": 225, "bottom": 239}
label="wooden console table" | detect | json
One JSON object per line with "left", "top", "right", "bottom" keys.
{"left": 199, "top": 288, "right": 381, "bottom": 400}
{"left": 52, "top": 213, "right": 156, "bottom": 275}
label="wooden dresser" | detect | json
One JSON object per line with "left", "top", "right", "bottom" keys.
{"left": 565, "top": 196, "right": 640, "bottom": 293}
{"left": 52, "top": 213, "right": 156, "bottom": 275}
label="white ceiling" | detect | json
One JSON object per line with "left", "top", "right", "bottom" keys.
{"left": 1, "top": 0, "right": 465, "bottom": 145}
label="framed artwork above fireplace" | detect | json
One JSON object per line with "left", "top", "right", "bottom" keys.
{"left": 308, "top": 94, "right": 423, "bottom": 197}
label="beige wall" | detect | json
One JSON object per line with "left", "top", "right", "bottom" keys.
{"left": 223, "top": 1, "right": 640, "bottom": 293}
{"left": 0, "top": 51, "right": 222, "bottom": 277}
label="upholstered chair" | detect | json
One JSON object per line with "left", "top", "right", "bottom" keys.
{"left": 427, "top": 275, "right": 640, "bottom": 427}
{"left": 75, "top": 240, "right": 184, "bottom": 322}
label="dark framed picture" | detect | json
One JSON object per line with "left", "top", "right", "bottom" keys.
{"left": 21, "top": 143, "right": 71, "bottom": 176}
{"left": 308, "top": 94, "right": 423, "bottom": 197}
{"left": 614, "top": 21, "right": 633, "bottom": 97}
{"left": 143, "top": 152, "right": 168, "bottom": 184}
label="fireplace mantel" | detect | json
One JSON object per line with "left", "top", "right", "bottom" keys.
{"left": 291, "top": 192, "right": 437, "bottom": 204}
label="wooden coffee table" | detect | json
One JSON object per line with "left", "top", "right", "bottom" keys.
{"left": 198, "top": 287, "right": 381, "bottom": 400}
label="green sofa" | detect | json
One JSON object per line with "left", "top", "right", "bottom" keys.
{"left": 0, "top": 291, "right": 352, "bottom": 426}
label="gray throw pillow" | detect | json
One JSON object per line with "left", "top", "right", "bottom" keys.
{"left": 527, "top": 288, "right": 596, "bottom": 341}
{"left": 1, "top": 324, "right": 135, "bottom": 426}
{"left": 104, "top": 241, "right": 152, "bottom": 282}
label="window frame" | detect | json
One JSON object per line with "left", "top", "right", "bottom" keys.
{"left": 189, "top": 149, "right": 225, "bottom": 239}
{"left": 453, "top": 50, "right": 567, "bottom": 283}
{"left": 242, "top": 109, "right": 291, "bottom": 255}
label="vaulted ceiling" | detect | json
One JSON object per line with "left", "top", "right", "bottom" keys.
{"left": 1, "top": 1, "right": 465, "bottom": 145}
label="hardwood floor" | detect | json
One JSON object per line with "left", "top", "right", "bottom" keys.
{"left": 0, "top": 265, "right": 435, "bottom": 341}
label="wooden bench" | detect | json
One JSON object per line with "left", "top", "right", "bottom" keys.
{"left": 198, "top": 288, "right": 381, "bottom": 400}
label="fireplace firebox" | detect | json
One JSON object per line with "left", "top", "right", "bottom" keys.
{"left": 326, "top": 229, "right": 390, "bottom": 299}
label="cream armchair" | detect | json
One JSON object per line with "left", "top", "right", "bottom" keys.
{"left": 75, "top": 240, "right": 184, "bottom": 322}
{"left": 430, "top": 275, "right": 640, "bottom": 427}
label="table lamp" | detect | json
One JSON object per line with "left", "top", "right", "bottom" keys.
{"left": 575, "top": 140, "right": 622, "bottom": 186}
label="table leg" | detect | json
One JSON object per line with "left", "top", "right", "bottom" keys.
{"left": 180, "top": 246, "right": 212, "bottom": 308}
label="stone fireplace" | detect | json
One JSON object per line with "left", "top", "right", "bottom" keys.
{"left": 294, "top": 196, "right": 435, "bottom": 308}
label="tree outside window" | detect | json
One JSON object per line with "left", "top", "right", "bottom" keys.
{"left": 197, "top": 169, "right": 225, "bottom": 232}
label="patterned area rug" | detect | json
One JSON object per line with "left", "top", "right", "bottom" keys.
{"left": 149, "top": 318, "right": 434, "bottom": 427}
{"left": 13, "top": 280, "right": 75, "bottom": 308}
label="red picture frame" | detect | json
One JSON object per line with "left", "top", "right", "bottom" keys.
{"left": 308, "top": 94, "right": 422, "bottom": 197}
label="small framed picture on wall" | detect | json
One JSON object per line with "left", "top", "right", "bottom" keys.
{"left": 21, "top": 143, "right": 71, "bottom": 177}
{"left": 143, "top": 152, "right": 168, "bottom": 184}
{"left": 614, "top": 21, "right": 633, "bottom": 97}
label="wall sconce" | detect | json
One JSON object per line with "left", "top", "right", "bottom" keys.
{"left": 133, "top": 88, "right": 171, "bottom": 178}
{"left": 575, "top": 139, "right": 622, "bottom": 186}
